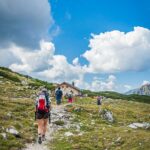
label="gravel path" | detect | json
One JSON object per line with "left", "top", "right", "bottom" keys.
{"left": 24, "top": 105, "right": 71, "bottom": 150}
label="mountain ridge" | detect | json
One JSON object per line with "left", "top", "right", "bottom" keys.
{"left": 125, "top": 84, "right": 150, "bottom": 96}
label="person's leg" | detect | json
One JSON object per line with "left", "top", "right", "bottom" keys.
{"left": 43, "top": 119, "right": 48, "bottom": 136}
{"left": 37, "top": 119, "right": 44, "bottom": 144}
{"left": 99, "top": 105, "right": 101, "bottom": 112}
{"left": 57, "top": 99, "right": 61, "bottom": 105}
{"left": 38, "top": 119, "right": 43, "bottom": 135}
{"left": 56, "top": 99, "right": 59, "bottom": 105}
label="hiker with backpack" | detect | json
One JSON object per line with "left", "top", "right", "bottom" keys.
{"left": 97, "top": 96, "right": 102, "bottom": 113}
{"left": 67, "top": 90, "right": 73, "bottom": 103}
{"left": 55, "top": 87, "right": 63, "bottom": 105}
{"left": 35, "top": 88, "right": 51, "bottom": 144}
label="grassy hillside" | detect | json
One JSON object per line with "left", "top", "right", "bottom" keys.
{"left": 50, "top": 98, "right": 150, "bottom": 150}
{"left": 81, "top": 90, "right": 150, "bottom": 104}
{"left": 0, "top": 67, "right": 150, "bottom": 150}
{"left": 0, "top": 67, "right": 55, "bottom": 150}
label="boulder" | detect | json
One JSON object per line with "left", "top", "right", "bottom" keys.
{"left": 101, "top": 109, "right": 114, "bottom": 123}
{"left": 6, "top": 127, "right": 21, "bottom": 138}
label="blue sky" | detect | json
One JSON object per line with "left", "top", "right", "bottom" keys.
{"left": 49, "top": 0, "right": 150, "bottom": 91}
{"left": 50, "top": 0, "right": 149, "bottom": 59}
{"left": 0, "top": 0, "right": 150, "bottom": 92}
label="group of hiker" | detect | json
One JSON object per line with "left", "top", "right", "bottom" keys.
{"left": 35, "top": 86, "right": 103, "bottom": 144}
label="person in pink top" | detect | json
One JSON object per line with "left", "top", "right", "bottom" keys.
{"left": 68, "top": 90, "right": 73, "bottom": 103}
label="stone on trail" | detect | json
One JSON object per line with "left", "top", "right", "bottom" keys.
{"left": 128, "top": 122, "right": 150, "bottom": 129}
{"left": 64, "top": 132, "right": 74, "bottom": 137}
{"left": 101, "top": 109, "right": 114, "bottom": 123}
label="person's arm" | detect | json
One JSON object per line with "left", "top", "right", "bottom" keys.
{"left": 35, "top": 96, "right": 38, "bottom": 108}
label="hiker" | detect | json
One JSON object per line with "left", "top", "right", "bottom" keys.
{"left": 35, "top": 88, "right": 51, "bottom": 144}
{"left": 67, "top": 90, "right": 73, "bottom": 103}
{"left": 55, "top": 87, "right": 63, "bottom": 105}
{"left": 97, "top": 96, "right": 102, "bottom": 113}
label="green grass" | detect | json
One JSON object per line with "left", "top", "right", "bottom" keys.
{"left": 54, "top": 120, "right": 65, "bottom": 126}
{"left": 0, "top": 66, "right": 150, "bottom": 149}
{"left": 81, "top": 90, "right": 150, "bottom": 104}
{"left": 0, "top": 66, "right": 58, "bottom": 149}
{"left": 50, "top": 98, "right": 150, "bottom": 150}
{"left": 0, "top": 70, "right": 21, "bottom": 83}
{"left": 0, "top": 98, "right": 37, "bottom": 150}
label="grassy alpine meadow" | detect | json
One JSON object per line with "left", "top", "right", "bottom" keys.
{"left": 0, "top": 97, "right": 37, "bottom": 150}
{"left": 49, "top": 97, "right": 150, "bottom": 150}
{"left": 0, "top": 67, "right": 55, "bottom": 150}
{"left": 0, "top": 77, "right": 37, "bottom": 150}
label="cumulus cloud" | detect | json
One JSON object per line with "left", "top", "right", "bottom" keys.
{"left": 83, "top": 27, "right": 150, "bottom": 73}
{"left": 124, "top": 85, "right": 132, "bottom": 91}
{"left": 0, "top": 40, "right": 85, "bottom": 84}
{"left": 9, "top": 40, "right": 55, "bottom": 73}
{"left": 38, "top": 56, "right": 85, "bottom": 83}
{"left": 0, "top": 0, "right": 53, "bottom": 48}
{"left": 76, "top": 75, "right": 117, "bottom": 92}
{"left": 0, "top": 41, "right": 123, "bottom": 92}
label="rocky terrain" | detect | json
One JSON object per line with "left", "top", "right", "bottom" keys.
{"left": 49, "top": 98, "right": 150, "bottom": 150}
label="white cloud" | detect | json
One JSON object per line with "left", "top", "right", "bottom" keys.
{"left": 8, "top": 40, "right": 55, "bottom": 73}
{"left": 72, "top": 57, "right": 80, "bottom": 66}
{"left": 38, "top": 55, "right": 85, "bottom": 83}
{"left": 1, "top": 25, "right": 150, "bottom": 93}
{"left": 0, "top": 40, "right": 85, "bottom": 84}
{"left": 142, "top": 80, "right": 150, "bottom": 85}
{"left": 124, "top": 84, "right": 132, "bottom": 91}
{"left": 0, "top": 40, "right": 134, "bottom": 93}
{"left": 76, "top": 75, "right": 117, "bottom": 92}
{"left": 83, "top": 27, "right": 150, "bottom": 73}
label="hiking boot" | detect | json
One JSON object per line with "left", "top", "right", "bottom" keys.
{"left": 42, "top": 135, "right": 46, "bottom": 141}
{"left": 38, "top": 136, "right": 42, "bottom": 144}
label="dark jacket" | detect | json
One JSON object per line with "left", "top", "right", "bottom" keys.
{"left": 55, "top": 89, "right": 63, "bottom": 100}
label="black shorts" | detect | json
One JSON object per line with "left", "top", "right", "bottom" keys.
{"left": 97, "top": 100, "right": 101, "bottom": 105}
{"left": 37, "top": 110, "right": 49, "bottom": 119}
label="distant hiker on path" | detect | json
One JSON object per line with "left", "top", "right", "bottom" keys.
{"left": 97, "top": 96, "right": 102, "bottom": 113}
{"left": 35, "top": 88, "right": 51, "bottom": 144}
{"left": 67, "top": 90, "right": 73, "bottom": 103}
{"left": 55, "top": 87, "right": 63, "bottom": 105}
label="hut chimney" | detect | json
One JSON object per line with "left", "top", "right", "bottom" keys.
{"left": 72, "top": 81, "right": 75, "bottom": 87}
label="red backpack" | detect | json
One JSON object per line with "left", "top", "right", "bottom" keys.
{"left": 37, "top": 94, "right": 47, "bottom": 112}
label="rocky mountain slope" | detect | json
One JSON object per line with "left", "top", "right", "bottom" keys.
{"left": 126, "top": 84, "right": 150, "bottom": 96}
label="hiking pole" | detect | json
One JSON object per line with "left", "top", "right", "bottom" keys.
{"left": 35, "top": 111, "right": 37, "bottom": 121}
{"left": 49, "top": 111, "right": 51, "bottom": 124}
{"left": 35, "top": 106, "right": 37, "bottom": 121}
